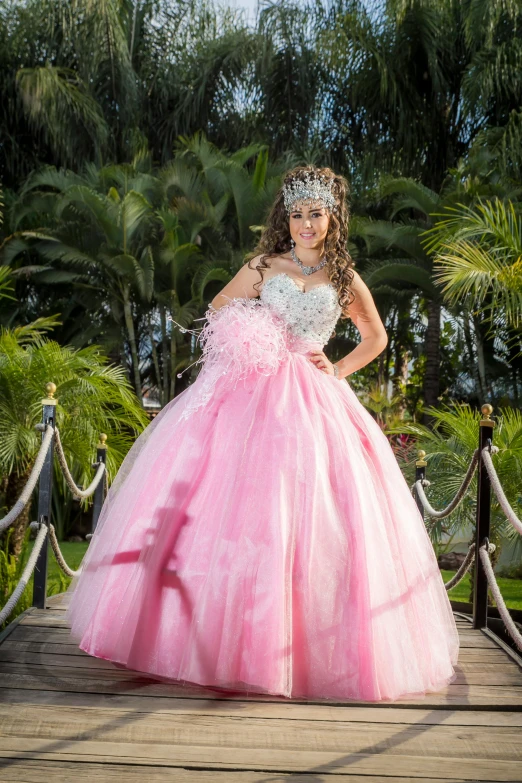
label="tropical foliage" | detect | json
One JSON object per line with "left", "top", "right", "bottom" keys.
{"left": 392, "top": 404, "right": 522, "bottom": 552}
{"left": 428, "top": 200, "right": 522, "bottom": 330}
{"left": 0, "top": 317, "right": 148, "bottom": 554}
{"left": 1, "top": 0, "right": 522, "bottom": 568}
{"left": 3, "top": 0, "right": 522, "bottom": 189}
{"left": 390, "top": 403, "right": 522, "bottom": 601}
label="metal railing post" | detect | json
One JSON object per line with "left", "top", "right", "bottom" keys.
{"left": 32, "top": 382, "right": 57, "bottom": 609}
{"left": 415, "top": 449, "right": 427, "bottom": 521}
{"left": 473, "top": 403, "right": 495, "bottom": 630}
{"left": 91, "top": 434, "right": 107, "bottom": 534}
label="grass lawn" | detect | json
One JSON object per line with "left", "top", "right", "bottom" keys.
{"left": 39, "top": 540, "right": 89, "bottom": 582}
{"left": 22, "top": 543, "right": 522, "bottom": 611}
{"left": 441, "top": 569, "right": 522, "bottom": 610}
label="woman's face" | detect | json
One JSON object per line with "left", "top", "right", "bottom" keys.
{"left": 289, "top": 202, "right": 330, "bottom": 254}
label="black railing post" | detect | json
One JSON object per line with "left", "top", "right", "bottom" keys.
{"left": 473, "top": 403, "right": 495, "bottom": 630}
{"left": 32, "top": 382, "right": 57, "bottom": 609}
{"left": 415, "top": 449, "right": 427, "bottom": 521}
{"left": 91, "top": 434, "right": 108, "bottom": 534}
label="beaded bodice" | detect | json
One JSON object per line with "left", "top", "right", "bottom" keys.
{"left": 260, "top": 273, "right": 342, "bottom": 347}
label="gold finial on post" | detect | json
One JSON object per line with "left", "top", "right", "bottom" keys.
{"left": 98, "top": 433, "right": 108, "bottom": 449}
{"left": 415, "top": 449, "right": 427, "bottom": 467}
{"left": 480, "top": 403, "right": 495, "bottom": 428}
{"left": 41, "top": 382, "right": 58, "bottom": 406}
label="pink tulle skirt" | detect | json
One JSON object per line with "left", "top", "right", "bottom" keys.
{"left": 66, "top": 299, "right": 459, "bottom": 701}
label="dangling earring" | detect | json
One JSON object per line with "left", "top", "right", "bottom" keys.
{"left": 290, "top": 238, "right": 295, "bottom": 247}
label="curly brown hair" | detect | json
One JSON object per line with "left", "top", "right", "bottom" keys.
{"left": 248, "top": 165, "right": 355, "bottom": 314}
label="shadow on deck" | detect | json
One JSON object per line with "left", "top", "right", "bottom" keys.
{"left": 0, "top": 593, "right": 521, "bottom": 782}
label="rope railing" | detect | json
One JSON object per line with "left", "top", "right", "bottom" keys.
{"left": 0, "top": 425, "right": 105, "bottom": 534}
{"left": 0, "top": 514, "right": 81, "bottom": 626}
{"left": 443, "top": 543, "right": 476, "bottom": 591}
{"left": 47, "top": 522, "right": 81, "bottom": 578}
{"left": 0, "top": 425, "right": 54, "bottom": 534}
{"left": 414, "top": 449, "right": 479, "bottom": 519}
{"left": 481, "top": 448, "right": 522, "bottom": 536}
{"left": 0, "top": 381, "right": 108, "bottom": 620}
{"left": 0, "top": 518, "right": 84, "bottom": 628}
{"left": 0, "top": 523, "right": 48, "bottom": 626}
{"left": 413, "top": 403, "right": 522, "bottom": 658}
{"left": 479, "top": 542, "right": 522, "bottom": 652}
{"left": 53, "top": 427, "right": 106, "bottom": 499}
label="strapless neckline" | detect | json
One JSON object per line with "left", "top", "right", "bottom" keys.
{"left": 259, "top": 270, "right": 341, "bottom": 347}
{"left": 261, "top": 272, "right": 336, "bottom": 296}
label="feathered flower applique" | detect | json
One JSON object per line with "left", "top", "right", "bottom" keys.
{"left": 170, "top": 297, "right": 289, "bottom": 421}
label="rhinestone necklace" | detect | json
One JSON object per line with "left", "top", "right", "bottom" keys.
{"left": 290, "top": 247, "right": 327, "bottom": 276}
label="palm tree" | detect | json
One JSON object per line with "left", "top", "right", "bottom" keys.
{"left": 0, "top": 267, "right": 13, "bottom": 301}
{"left": 170, "top": 133, "right": 286, "bottom": 254}
{"left": 154, "top": 209, "right": 202, "bottom": 402}
{"left": 0, "top": 317, "right": 148, "bottom": 556}
{"left": 352, "top": 179, "right": 444, "bottom": 418}
{"left": 256, "top": 2, "right": 323, "bottom": 159}
{"left": 144, "top": 3, "right": 257, "bottom": 161}
{"left": 316, "top": 0, "right": 522, "bottom": 191}
{"left": 3, "top": 0, "right": 522, "bottom": 192}
{"left": 154, "top": 134, "right": 287, "bottom": 398}
{"left": 426, "top": 200, "right": 522, "bottom": 331}
{"left": 357, "top": 156, "right": 522, "bottom": 416}
{"left": 2, "top": 160, "right": 162, "bottom": 402}
{"left": 4, "top": 134, "right": 289, "bottom": 404}
{"left": 0, "top": 0, "right": 256, "bottom": 187}
{"left": 0, "top": 184, "right": 15, "bottom": 302}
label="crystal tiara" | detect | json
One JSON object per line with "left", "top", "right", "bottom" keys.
{"left": 282, "top": 173, "right": 337, "bottom": 214}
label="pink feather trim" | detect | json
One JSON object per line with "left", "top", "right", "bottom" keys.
{"left": 177, "top": 297, "right": 289, "bottom": 421}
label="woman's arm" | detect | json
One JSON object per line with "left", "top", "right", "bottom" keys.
{"left": 333, "top": 271, "right": 388, "bottom": 378}
{"left": 210, "top": 260, "right": 262, "bottom": 311}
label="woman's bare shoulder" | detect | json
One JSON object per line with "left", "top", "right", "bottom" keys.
{"left": 229, "top": 256, "right": 266, "bottom": 272}
{"left": 349, "top": 268, "right": 365, "bottom": 290}
{"left": 343, "top": 268, "right": 378, "bottom": 321}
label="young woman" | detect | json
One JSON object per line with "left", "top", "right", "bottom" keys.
{"left": 66, "top": 165, "right": 459, "bottom": 701}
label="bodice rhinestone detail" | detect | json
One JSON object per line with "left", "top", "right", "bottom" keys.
{"left": 260, "top": 273, "right": 342, "bottom": 347}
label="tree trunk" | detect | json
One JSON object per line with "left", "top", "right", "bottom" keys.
{"left": 1, "top": 467, "right": 33, "bottom": 558}
{"left": 392, "top": 348, "right": 409, "bottom": 419}
{"left": 509, "top": 343, "right": 519, "bottom": 406}
{"left": 463, "top": 312, "right": 482, "bottom": 402}
{"left": 422, "top": 299, "right": 441, "bottom": 424}
{"left": 472, "top": 314, "right": 488, "bottom": 401}
{"left": 392, "top": 306, "right": 410, "bottom": 419}
{"left": 169, "top": 315, "right": 177, "bottom": 401}
{"left": 159, "top": 305, "right": 169, "bottom": 406}
{"left": 148, "top": 319, "right": 162, "bottom": 403}
{"left": 122, "top": 284, "right": 142, "bottom": 404}
{"left": 378, "top": 352, "right": 385, "bottom": 391}
{"left": 384, "top": 338, "right": 392, "bottom": 390}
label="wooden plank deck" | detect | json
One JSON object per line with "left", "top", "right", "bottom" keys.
{"left": 0, "top": 593, "right": 521, "bottom": 782}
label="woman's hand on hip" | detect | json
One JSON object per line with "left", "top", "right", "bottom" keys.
{"left": 309, "top": 350, "right": 336, "bottom": 376}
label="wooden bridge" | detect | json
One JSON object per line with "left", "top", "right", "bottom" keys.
{"left": 0, "top": 592, "right": 521, "bottom": 782}
{"left": 2, "top": 397, "right": 522, "bottom": 780}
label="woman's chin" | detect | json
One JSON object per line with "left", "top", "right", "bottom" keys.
{"left": 295, "top": 240, "right": 322, "bottom": 252}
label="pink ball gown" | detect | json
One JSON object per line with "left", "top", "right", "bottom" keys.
{"left": 66, "top": 272, "right": 459, "bottom": 701}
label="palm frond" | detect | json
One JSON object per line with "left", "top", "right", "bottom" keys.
{"left": 16, "top": 65, "right": 109, "bottom": 164}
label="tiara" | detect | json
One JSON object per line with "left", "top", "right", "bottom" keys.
{"left": 282, "top": 173, "right": 337, "bottom": 214}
